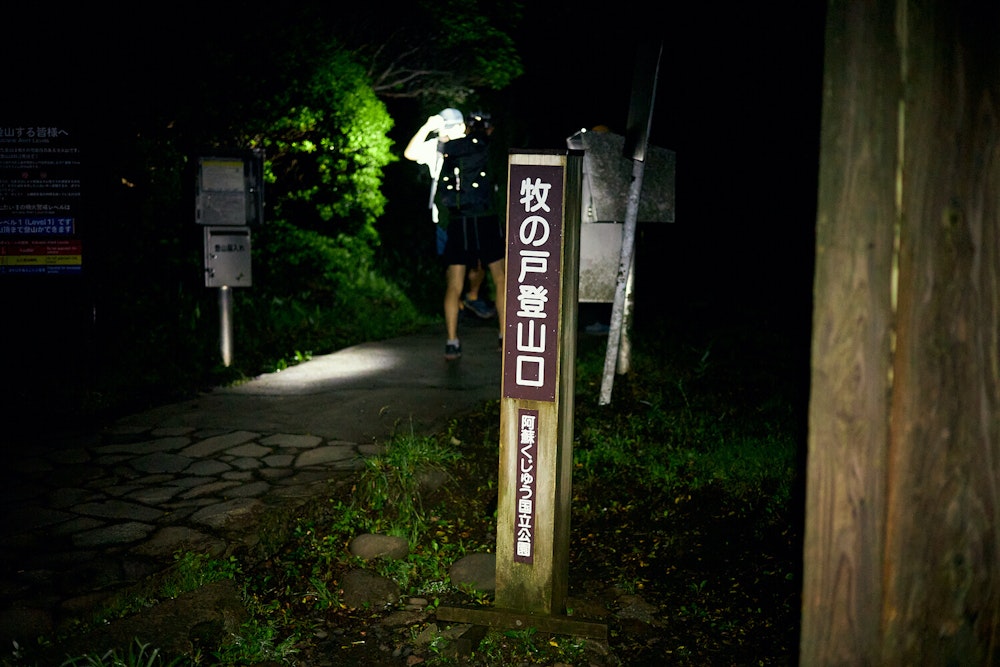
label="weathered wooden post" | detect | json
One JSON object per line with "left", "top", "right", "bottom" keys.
{"left": 496, "top": 150, "right": 579, "bottom": 615}
{"left": 801, "top": 2, "right": 1000, "bottom": 663}
{"left": 437, "top": 149, "right": 605, "bottom": 640}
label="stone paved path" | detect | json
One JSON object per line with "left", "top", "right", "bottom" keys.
{"left": 0, "top": 323, "right": 503, "bottom": 647}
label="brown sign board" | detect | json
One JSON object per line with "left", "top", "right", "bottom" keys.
{"left": 502, "top": 163, "right": 565, "bottom": 402}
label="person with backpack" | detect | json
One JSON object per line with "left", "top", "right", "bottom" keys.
{"left": 404, "top": 109, "right": 505, "bottom": 360}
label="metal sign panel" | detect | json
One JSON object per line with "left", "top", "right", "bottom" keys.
{"left": 566, "top": 129, "right": 675, "bottom": 224}
{"left": 578, "top": 222, "right": 623, "bottom": 303}
{"left": 196, "top": 158, "right": 247, "bottom": 226}
{"left": 195, "top": 154, "right": 264, "bottom": 227}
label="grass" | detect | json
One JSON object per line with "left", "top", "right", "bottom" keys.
{"left": 58, "top": 640, "right": 186, "bottom": 667}
{"left": 7, "top": 311, "right": 804, "bottom": 666}
{"left": 352, "top": 430, "right": 462, "bottom": 542}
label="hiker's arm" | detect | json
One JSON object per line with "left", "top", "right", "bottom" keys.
{"left": 404, "top": 115, "right": 445, "bottom": 163}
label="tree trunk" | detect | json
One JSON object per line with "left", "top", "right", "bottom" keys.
{"left": 802, "top": 1, "right": 1000, "bottom": 664}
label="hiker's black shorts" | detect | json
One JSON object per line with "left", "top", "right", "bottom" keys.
{"left": 441, "top": 212, "right": 505, "bottom": 268}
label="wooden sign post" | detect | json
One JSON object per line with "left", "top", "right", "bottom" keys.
{"left": 496, "top": 150, "right": 578, "bottom": 614}
{"left": 437, "top": 150, "right": 605, "bottom": 640}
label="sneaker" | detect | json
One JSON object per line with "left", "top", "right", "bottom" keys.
{"left": 463, "top": 298, "right": 497, "bottom": 319}
{"left": 445, "top": 342, "right": 462, "bottom": 360}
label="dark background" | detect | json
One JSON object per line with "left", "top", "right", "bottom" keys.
{"left": 3, "top": 3, "right": 826, "bottom": 388}
{"left": 386, "top": 2, "right": 826, "bottom": 338}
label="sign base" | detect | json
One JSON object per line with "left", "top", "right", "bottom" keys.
{"left": 435, "top": 604, "right": 607, "bottom": 641}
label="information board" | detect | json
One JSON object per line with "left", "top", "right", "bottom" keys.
{"left": 0, "top": 125, "right": 82, "bottom": 274}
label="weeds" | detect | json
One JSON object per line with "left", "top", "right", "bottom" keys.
{"left": 471, "top": 627, "right": 541, "bottom": 663}
{"left": 161, "top": 553, "right": 241, "bottom": 599}
{"left": 210, "top": 619, "right": 299, "bottom": 665}
{"left": 302, "top": 575, "right": 341, "bottom": 610}
{"left": 353, "top": 429, "right": 460, "bottom": 542}
{"left": 59, "top": 639, "right": 186, "bottom": 667}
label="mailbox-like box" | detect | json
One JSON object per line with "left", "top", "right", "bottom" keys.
{"left": 204, "top": 226, "right": 252, "bottom": 287}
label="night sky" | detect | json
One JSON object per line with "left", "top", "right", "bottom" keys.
{"left": 6, "top": 3, "right": 827, "bottom": 336}
{"left": 488, "top": 3, "right": 827, "bottom": 334}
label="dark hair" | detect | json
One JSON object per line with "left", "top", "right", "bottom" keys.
{"left": 465, "top": 110, "right": 492, "bottom": 133}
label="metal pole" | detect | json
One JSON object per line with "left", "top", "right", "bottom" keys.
{"left": 599, "top": 159, "right": 644, "bottom": 405}
{"left": 618, "top": 250, "right": 636, "bottom": 374}
{"left": 599, "top": 39, "right": 661, "bottom": 406}
{"left": 219, "top": 285, "right": 233, "bottom": 367}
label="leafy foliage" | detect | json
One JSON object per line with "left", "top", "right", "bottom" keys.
{"left": 41, "top": 37, "right": 429, "bottom": 421}
{"left": 5, "top": 4, "right": 529, "bottom": 426}
{"left": 59, "top": 639, "right": 186, "bottom": 667}
{"left": 255, "top": 47, "right": 397, "bottom": 242}
{"left": 319, "top": 0, "right": 525, "bottom": 103}
{"left": 240, "top": 219, "right": 427, "bottom": 368}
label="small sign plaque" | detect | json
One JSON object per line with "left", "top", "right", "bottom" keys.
{"left": 514, "top": 408, "right": 539, "bottom": 564}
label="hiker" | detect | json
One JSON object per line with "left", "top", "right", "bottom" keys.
{"left": 404, "top": 108, "right": 505, "bottom": 360}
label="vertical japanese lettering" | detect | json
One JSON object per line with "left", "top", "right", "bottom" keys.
{"left": 514, "top": 408, "right": 539, "bottom": 564}
{"left": 502, "top": 164, "right": 564, "bottom": 402}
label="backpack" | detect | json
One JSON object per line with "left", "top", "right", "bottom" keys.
{"left": 437, "top": 136, "right": 492, "bottom": 214}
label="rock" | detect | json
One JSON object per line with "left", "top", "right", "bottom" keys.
{"left": 0, "top": 605, "right": 52, "bottom": 650}
{"left": 417, "top": 468, "right": 450, "bottom": 494}
{"left": 615, "top": 594, "right": 662, "bottom": 626}
{"left": 340, "top": 569, "right": 400, "bottom": 609}
{"left": 382, "top": 609, "right": 428, "bottom": 627}
{"left": 132, "top": 525, "right": 226, "bottom": 559}
{"left": 349, "top": 533, "right": 409, "bottom": 560}
{"left": 44, "top": 579, "right": 248, "bottom": 663}
{"left": 449, "top": 552, "right": 496, "bottom": 592}
{"left": 565, "top": 595, "right": 610, "bottom": 620}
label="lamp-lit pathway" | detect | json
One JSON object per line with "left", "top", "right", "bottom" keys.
{"left": 0, "top": 323, "right": 502, "bottom": 646}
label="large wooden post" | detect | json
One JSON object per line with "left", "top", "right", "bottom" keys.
{"left": 494, "top": 151, "right": 579, "bottom": 614}
{"left": 802, "top": 2, "right": 1000, "bottom": 663}
{"left": 437, "top": 150, "right": 605, "bottom": 640}
{"left": 800, "top": 3, "right": 899, "bottom": 661}
{"left": 882, "top": 3, "right": 1000, "bottom": 662}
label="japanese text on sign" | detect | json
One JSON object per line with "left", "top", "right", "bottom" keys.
{"left": 514, "top": 408, "right": 539, "bottom": 564}
{"left": 503, "top": 164, "right": 564, "bottom": 402}
{"left": 0, "top": 127, "right": 71, "bottom": 141}
{"left": 0, "top": 217, "right": 75, "bottom": 235}
{"left": 0, "top": 125, "right": 83, "bottom": 275}
{"left": 212, "top": 241, "right": 247, "bottom": 253}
